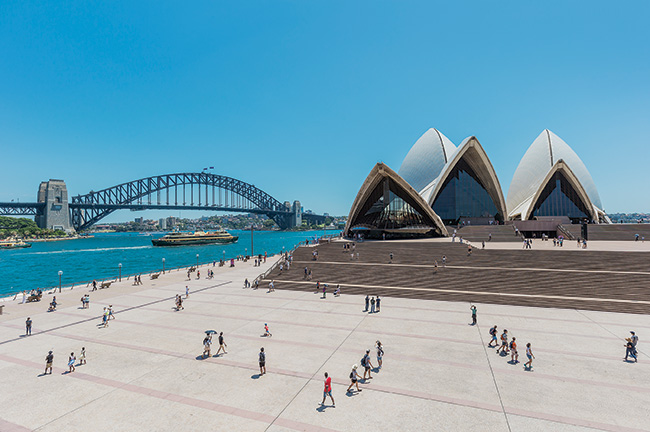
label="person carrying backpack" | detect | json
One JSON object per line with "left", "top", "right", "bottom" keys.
{"left": 347, "top": 365, "right": 362, "bottom": 393}
{"left": 510, "top": 337, "right": 518, "bottom": 363}
{"left": 496, "top": 329, "right": 509, "bottom": 354}
{"left": 488, "top": 325, "right": 498, "bottom": 347}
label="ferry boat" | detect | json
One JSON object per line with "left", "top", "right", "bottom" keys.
{"left": 0, "top": 240, "right": 32, "bottom": 249}
{"left": 151, "top": 230, "right": 238, "bottom": 246}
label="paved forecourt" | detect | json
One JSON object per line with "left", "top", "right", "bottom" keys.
{"left": 0, "top": 254, "right": 648, "bottom": 431}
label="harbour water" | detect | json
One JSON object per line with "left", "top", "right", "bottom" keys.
{"left": 0, "top": 230, "right": 338, "bottom": 297}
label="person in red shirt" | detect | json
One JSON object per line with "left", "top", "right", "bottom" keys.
{"left": 321, "top": 372, "right": 335, "bottom": 407}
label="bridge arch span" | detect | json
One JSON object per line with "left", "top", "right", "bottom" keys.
{"left": 70, "top": 172, "right": 291, "bottom": 231}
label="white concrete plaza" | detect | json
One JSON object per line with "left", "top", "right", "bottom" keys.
{"left": 0, "top": 255, "right": 648, "bottom": 431}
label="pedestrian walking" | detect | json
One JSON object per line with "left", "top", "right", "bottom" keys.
{"left": 25, "top": 317, "right": 32, "bottom": 336}
{"left": 488, "top": 325, "right": 498, "bottom": 347}
{"left": 203, "top": 334, "right": 212, "bottom": 358}
{"left": 264, "top": 323, "right": 272, "bottom": 337}
{"left": 45, "top": 351, "right": 54, "bottom": 374}
{"left": 496, "top": 330, "right": 509, "bottom": 354}
{"left": 322, "top": 284, "right": 326, "bottom": 298}
{"left": 370, "top": 297, "right": 376, "bottom": 313}
{"left": 259, "top": 347, "right": 266, "bottom": 375}
{"left": 321, "top": 372, "right": 335, "bottom": 406}
{"left": 185, "top": 285, "right": 189, "bottom": 298}
{"left": 389, "top": 252, "right": 393, "bottom": 263}
{"left": 68, "top": 352, "right": 76, "bottom": 373}
{"left": 625, "top": 336, "right": 638, "bottom": 362}
{"left": 216, "top": 332, "right": 227, "bottom": 356}
{"left": 376, "top": 341, "right": 384, "bottom": 369}
{"left": 79, "top": 347, "right": 86, "bottom": 365}
{"left": 362, "top": 349, "right": 373, "bottom": 380}
{"left": 364, "top": 295, "right": 370, "bottom": 312}
{"left": 376, "top": 296, "right": 381, "bottom": 312}
{"left": 108, "top": 305, "right": 115, "bottom": 320}
{"left": 524, "top": 343, "right": 535, "bottom": 370}
{"left": 347, "top": 365, "right": 362, "bottom": 393}
{"left": 630, "top": 331, "right": 639, "bottom": 348}
{"left": 510, "top": 337, "right": 519, "bottom": 363}
{"left": 268, "top": 280, "right": 275, "bottom": 293}
{"left": 470, "top": 305, "right": 477, "bottom": 325}
{"left": 442, "top": 255, "right": 447, "bottom": 267}
{"left": 102, "top": 307, "right": 109, "bottom": 328}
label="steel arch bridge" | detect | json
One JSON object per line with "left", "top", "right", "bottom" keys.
{"left": 67, "top": 172, "right": 299, "bottom": 231}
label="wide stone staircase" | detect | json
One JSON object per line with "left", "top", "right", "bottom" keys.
{"left": 448, "top": 224, "right": 521, "bottom": 242}
{"left": 264, "top": 240, "right": 650, "bottom": 314}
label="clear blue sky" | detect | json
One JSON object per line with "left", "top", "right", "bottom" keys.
{"left": 1, "top": 1, "right": 648, "bottom": 222}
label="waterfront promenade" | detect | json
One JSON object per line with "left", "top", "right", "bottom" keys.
{"left": 0, "top": 247, "right": 648, "bottom": 431}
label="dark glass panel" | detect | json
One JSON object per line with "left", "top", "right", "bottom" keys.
{"left": 432, "top": 158, "right": 499, "bottom": 224}
{"left": 531, "top": 172, "right": 590, "bottom": 221}
{"left": 352, "top": 178, "right": 436, "bottom": 230}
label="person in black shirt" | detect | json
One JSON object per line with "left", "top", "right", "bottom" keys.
{"left": 25, "top": 317, "right": 32, "bottom": 336}
{"left": 364, "top": 295, "right": 369, "bottom": 312}
{"left": 216, "top": 332, "right": 227, "bottom": 356}
{"left": 259, "top": 348, "right": 266, "bottom": 375}
{"left": 45, "top": 351, "right": 54, "bottom": 374}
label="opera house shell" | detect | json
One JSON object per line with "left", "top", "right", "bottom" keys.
{"left": 345, "top": 128, "right": 608, "bottom": 238}
{"left": 507, "top": 130, "right": 609, "bottom": 224}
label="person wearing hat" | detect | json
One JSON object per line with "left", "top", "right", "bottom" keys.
{"left": 45, "top": 350, "right": 54, "bottom": 374}
{"left": 347, "top": 365, "right": 362, "bottom": 393}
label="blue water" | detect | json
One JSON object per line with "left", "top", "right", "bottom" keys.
{"left": 0, "top": 230, "right": 338, "bottom": 296}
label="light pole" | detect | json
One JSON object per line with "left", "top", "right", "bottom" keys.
{"left": 245, "top": 248, "right": 247, "bottom": 259}
{"left": 251, "top": 225, "right": 254, "bottom": 257}
{"left": 162, "top": 258, "right": 166, "bottom": 274}
{"left": 223, "top": 250, "right": 225, "bottom": 262}
{"left": 196, "top": 254, "right": 199, "bottom": 268}
{"left": 118, "top": 263, "right": 122, "bottom": 282}
{"left": 58, "top": 270, "right": 62, "bottom": 293}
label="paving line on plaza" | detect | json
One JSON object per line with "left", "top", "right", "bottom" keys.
{"left": 0, "top": 417, "right": 32, "bottom": 432}
{"left": 264, "top": 301, "right": 370, "bottom": 431}
{"left": 1, "top": 342, "right": 646, "bottom": 432}
{"left": 33, "top": 306, "right": 650, "bottom": 396}
{"left": 473, "top": 305, "right": 512, "bottom": 431}
{"left": 0, "top": 353, "right": 336, "bottom": 432}
{"left": 269, "top": 279, "right": 650, "bottom": 305}
{"left": 128, "top": 289, "right": 626, "bottom": 343}
{"left": 100, "top": 295, "right": 640, "bottom": 365}
{"left": 151, "top": 284, "right": 650, "bottom": 330}
{"left": 293, "top": 260, "right": 650, "bottom": 276}
{"left": 573, "top": 309, "right": 650, "bottom": 361}
{"left": 3, "top": 310, "right": 645, "bottom": 432}
{"left": 0, "top": 281, "right": 231, "bottom": 347}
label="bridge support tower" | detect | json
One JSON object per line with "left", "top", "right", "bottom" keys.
{"left": 36, "top": 179, "right": 73, "bottom": 232}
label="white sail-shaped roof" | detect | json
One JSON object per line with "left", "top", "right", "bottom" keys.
{"left": 398, "top": 129, "right": 456, "bottom": 193}
{"left": 418, "top": 136, "right": 507, "bottom": 219}
{"left": 507, "top": 130, "right": 603, "bottom": 219}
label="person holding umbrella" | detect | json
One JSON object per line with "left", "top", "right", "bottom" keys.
{"left": 203, "top": 331, "right": 216, "bottom": 358}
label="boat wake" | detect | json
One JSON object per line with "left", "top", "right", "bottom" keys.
{"left": 28, "top": 246, "right": 151, "bottom": 255}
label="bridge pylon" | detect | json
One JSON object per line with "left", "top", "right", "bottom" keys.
{"left": 36, "top": 179, "right": 73, "bottom": 232}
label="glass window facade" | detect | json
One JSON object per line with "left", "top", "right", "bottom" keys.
{"left": 352, "top": 179, "right": 436, "bottom": 231}
{"left": 531, "top": 172, "right": 591, "bottom": 221}
{"left": 432, "top": 158, "right": 500, "bottom": 224}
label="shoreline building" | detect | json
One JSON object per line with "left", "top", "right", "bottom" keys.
{"left": 345, "top": 128, "right": 607, "bottom": 239}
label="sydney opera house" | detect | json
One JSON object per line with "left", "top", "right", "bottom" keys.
{"left": 345, "top": 129, "right": 609, "bottom": 238}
